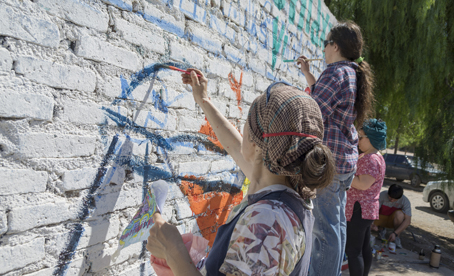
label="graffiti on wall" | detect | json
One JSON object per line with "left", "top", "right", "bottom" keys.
{"left": 54, "top": 0, "right": 334, "bottom": 274}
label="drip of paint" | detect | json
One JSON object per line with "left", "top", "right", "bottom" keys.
{"left": 228, "top": 72, "right": 243, "bottom": 112}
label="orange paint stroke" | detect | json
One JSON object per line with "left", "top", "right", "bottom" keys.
{"left": 198, "top": 117, "right": 224, "bottom": 150}
{"left": 180, "top": 180, "right": 243, "bottom": 247}
{"left": 228, "top": 71, "right": 243, "bottom": 112}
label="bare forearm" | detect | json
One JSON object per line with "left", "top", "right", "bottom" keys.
{"left": 197, "top": 99, "right": 250, "bottom": 172}
{"left": 395, "top": 216, "right": 411, "bottom": 235}
{"left": 303, "top": 71, "right": 316, "bottom": 87}
{"left": 166, "top": 248, "right": 202, "bottom": 276}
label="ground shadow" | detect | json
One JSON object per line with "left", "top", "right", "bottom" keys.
{"left": 399, "top": 224, "right": 454, "bottom": 271}
{"left": 414, "top": 206, "right": 452, "bottom": 221}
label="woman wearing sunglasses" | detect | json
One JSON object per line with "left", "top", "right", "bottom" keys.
{"left": 146, "top": 69, "right": 336, "bottom": 276}
{"left": 297, "top": 20, "right": 376, "bottom": 276}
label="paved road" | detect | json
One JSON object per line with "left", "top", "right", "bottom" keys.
{"left": 342, "top": 178, "right": 454, "bottom": 275}
{"left": 382, "top": 179, "right": 454, "bottom": 241}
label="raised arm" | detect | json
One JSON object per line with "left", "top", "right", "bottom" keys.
{"left": 297, "top": 55, "right": 317, "bottom": 87}
{"left": 182, "top": 69, "right": 253, "bottom": 179}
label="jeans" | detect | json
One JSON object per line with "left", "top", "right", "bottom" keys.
{"left": 309, "top": 169, "right": 356, "bottom": 276}
{"left": 346, "top": 202, "right": 373, "bottom": 276}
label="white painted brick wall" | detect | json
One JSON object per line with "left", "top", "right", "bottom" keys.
{"left": 0, "top": 3, "right": 60, "bottom": 48}
{"left": 8, "top": 202, "right": 79, "bottom": 233}
{"left": 170, "top": 42, "right": 204, "bottom": 69}
{"left": 0, "top": 169, "right": 48, "bottom": 195}
{"left": 0, "top": 0, "right": 335, "bottom": 274}
{"left": 211, "top": 158, "right": 236, "bottom": 173}
{"left": 18, "top": 133, "right": 96, "bottom": 158}
{"left": 75, "top": 36, "right": 141, "bottom": 71}
{"left": 14, "top": 56, "right": 97, "bottom": 93}
{"left": 0, "top": 211, "right": 7, "bottom": 236}
{"left": 0, "top": 89, "right": 54, "bottom": 121}
{"left": 179, "top": 160, "right": 211, "bottom": 176}
{"left": 61, "top": 168, "right": 99, "bottom": 191}
{"left": 115, "top": 18, "right": 166, "bottom": 55}
{"left": 59, "top": 99, "right": 107, "bottom": 125}
{"left": 0, "top": 238, "right": 45, "bottom": 274}
{"left": 93, "top": 185, "right": 142, "bottom": 216}
{"left": 36, "top": 0, "right": 109, "bottom": 32}
{"left": 0, "top": 47, "right": 12, "bottom": 72}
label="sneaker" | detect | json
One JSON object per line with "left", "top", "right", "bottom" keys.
{"left": 395, "top": 236, "right": 402, "bottom": 249}
{"left": 379, "top": 228, "right": 387, "bottom": 240}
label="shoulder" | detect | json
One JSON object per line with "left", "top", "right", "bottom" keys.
{"left": 331, "top": 62, "right": 357, "bottom": 79}
{"left": 241, "top": 199, "right": 302, "bottom": 227}
{"left": 401, "top": 195, "right": 411, "bottom": 205}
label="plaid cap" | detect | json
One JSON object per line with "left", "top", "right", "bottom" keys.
{"left": 247, "top": 83, "right": 324, "bottom": 177}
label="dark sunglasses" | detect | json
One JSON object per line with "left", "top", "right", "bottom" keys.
{"left": 323, "top": 40, "right": 334, "bottom": 48}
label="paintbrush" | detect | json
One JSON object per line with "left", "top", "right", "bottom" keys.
{"left": 160, "top": 64, "right": 202, "bottom": 77}
{"left": 283, "top": 59, "right": 323, "bottom": 62}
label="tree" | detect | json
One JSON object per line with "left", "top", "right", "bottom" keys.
{"left": 325, "top": 0, "right": 454, "bottom": 181}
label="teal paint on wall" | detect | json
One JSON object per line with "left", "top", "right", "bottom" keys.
{"left": 272, "top": 17, "right": 286, "bottom": 69}
{"left": 274, "top": 0, "right": 285, "bottom": 10}
{"left": 305, "top": 0, "right": 313, "bottom": 35}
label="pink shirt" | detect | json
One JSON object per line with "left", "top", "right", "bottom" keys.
{"left": 346, "top": 153, "right": 386, "bottom": 221}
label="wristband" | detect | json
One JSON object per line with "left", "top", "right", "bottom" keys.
{"left": 393, "top": 231, "right": 398, "bottom": 237}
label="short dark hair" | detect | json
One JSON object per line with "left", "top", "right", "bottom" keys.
{"left": 388, "top": 184, "right": 403, "bottom": 199}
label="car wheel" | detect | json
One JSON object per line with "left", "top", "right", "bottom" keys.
{"left": 396, "top": 178, "right": 404, "bottom": 182}
{"left": 429, "top": 191, "right": 450, "bottom": 213}
{"left": 410, "top": 174, "right": 421, "bottom": 187}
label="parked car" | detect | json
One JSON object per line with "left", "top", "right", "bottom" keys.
{"left": 422, "top": 180, "right": 454, "bottom": 213}
{"left": 383, "top": 153, "right": 445, "bottom": 187}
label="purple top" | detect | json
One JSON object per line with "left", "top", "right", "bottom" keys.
{"left": 311, "top": 60, "right": 359, "bottom": 174}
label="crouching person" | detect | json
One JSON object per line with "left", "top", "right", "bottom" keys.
{"left": 372, "top": 184, "right": 412, "bottom": 248}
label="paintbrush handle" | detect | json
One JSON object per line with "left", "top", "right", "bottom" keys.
{"left": 168, "top": 66, "right": 202, "bottom": 77}
{"left": 284, "top": 58, "right": 323, "bottom": 62}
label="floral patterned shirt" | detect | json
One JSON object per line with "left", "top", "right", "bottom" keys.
{"left": 346, "top": 153, "right": 386, "bottom": 221}
{"left": 201, "top": 185, "right": 307, "bottom": 276}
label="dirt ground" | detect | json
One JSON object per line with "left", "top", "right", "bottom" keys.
{"left": 380, "top": 178, "right": 454, "bottom": 271}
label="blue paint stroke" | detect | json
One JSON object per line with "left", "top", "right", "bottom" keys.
{"left": 102, "top": 107, "right": 173, "bottom": 151}
{"left": 53, "top": 224, "right": 84, "bottom": 275}
{"left": 139, "top": 11, "right": 185, "bottom": 37}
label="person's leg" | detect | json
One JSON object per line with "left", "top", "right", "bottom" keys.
{"left": 338, "top": 170, "right": 356, "bottom": 271}
{"left": 346, "top": 202, "right": 374, "bottom": 276}
{"left": 309, "top": 176, "right": 341, "bottom": 276}
{"left": 393, "top": 210, "right": 405, "bottom": 229}
{"left": 309, "top": 170, "right": 355, "bottom": 276}
{"left": 346, "top": 202, "right": 366, "bottom": 276}
{"left": 362, "top": 222, "right": 373, "bottom": 276}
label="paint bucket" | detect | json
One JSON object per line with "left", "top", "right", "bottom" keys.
{"left": 389, "top": 242, "right": 396, "bottom": 253}
{"left": 376, "top": 251, "right": 382, "bottom": 260}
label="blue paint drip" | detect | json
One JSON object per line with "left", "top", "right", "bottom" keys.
{"left": 53, "top": 224, "right": 84, "bottom": 276}
{"left": 53, "top": 135, "right": 119, "bottom": 275}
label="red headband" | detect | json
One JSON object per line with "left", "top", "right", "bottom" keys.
{"left": 262, "top": 132, "right": 318, "bottom": 139}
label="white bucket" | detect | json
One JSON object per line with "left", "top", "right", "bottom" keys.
{"left": 389, "top": 242, "right": 396, "bottom": 253}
